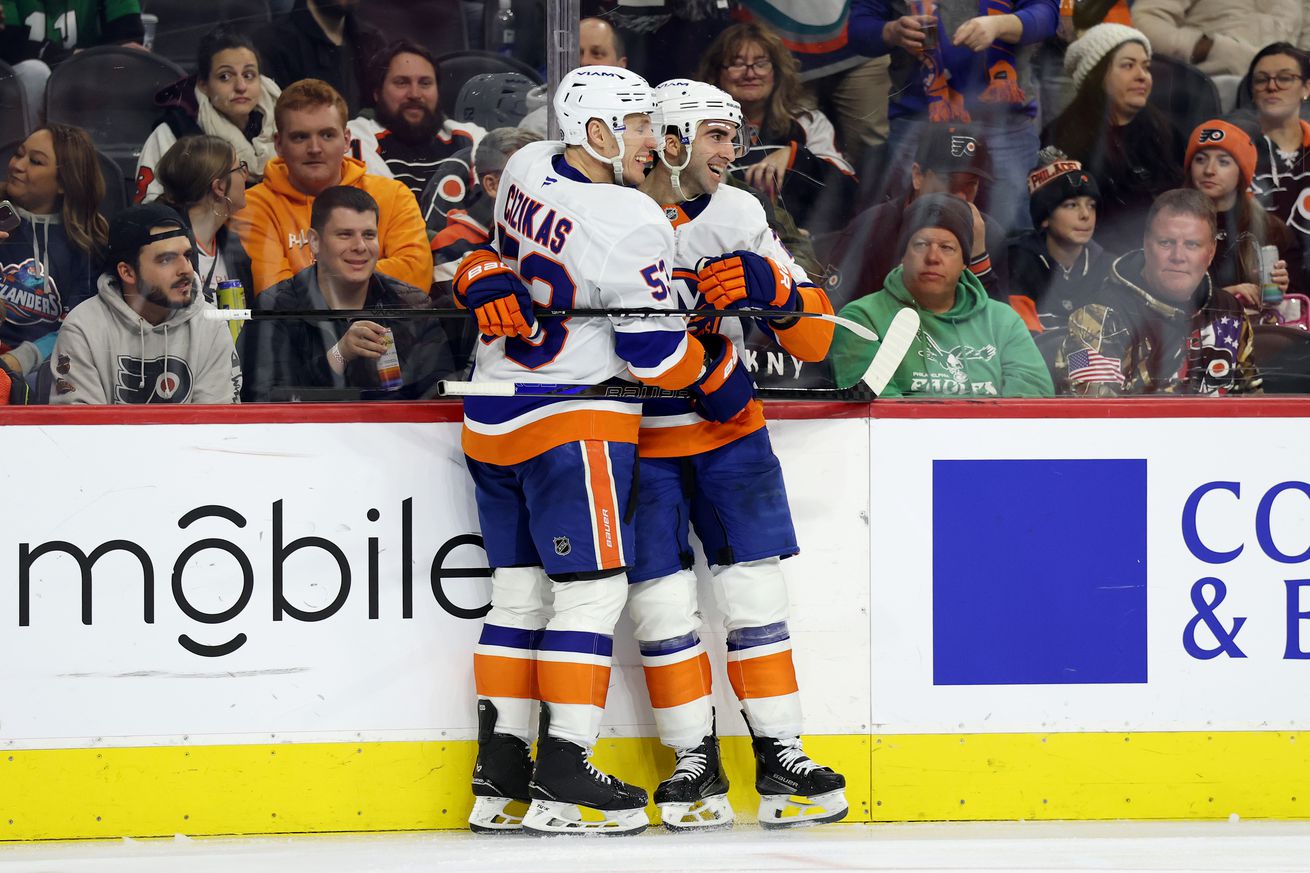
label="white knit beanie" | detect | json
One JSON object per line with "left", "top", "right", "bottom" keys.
{"left": 1064, "top": 23, "right": 1152, "bottom": 92}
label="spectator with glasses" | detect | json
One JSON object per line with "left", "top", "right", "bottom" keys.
{"left": 1247, "top": 43, "right": 1310, "bottom": 292}
{"left": 697, "top": 22, "right": 857, "bottom": 234}
{"left": 152, "top": 135, "right": 256, "bottom": 305}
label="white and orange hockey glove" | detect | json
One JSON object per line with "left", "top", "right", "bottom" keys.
{"left": 697, "top": 250, "right": 797, "bottom": 311}
{"left": 454, "top": 248, "right": 537, "bottom": 338}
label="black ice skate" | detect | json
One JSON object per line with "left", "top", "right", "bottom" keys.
{"left": 748, "top": 715, "right": 848, "bottom": 829}
{"left": 522, "top": 705, "right": 649, "bottom": 836}
{"left": 655, "top": 722, "right": 734, "bottom": 831}
{"left": 468, "top": 699, "right": 534, "bottom": 834}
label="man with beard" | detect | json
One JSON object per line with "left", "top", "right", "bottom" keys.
{"left": 51, "top": 203, "right": 242, "bottom": 405}
{"left": 256, "top": 0, "right": 385, "bottom": 114}
{"left": 348, "top": 41, "right": 486, "bottom": 199}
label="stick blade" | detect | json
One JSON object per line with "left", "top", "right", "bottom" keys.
{"left": 860, "top": 307, "right": 920, "bottom": 398}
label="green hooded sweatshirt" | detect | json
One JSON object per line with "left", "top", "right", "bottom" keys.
{"left": 832, "top": 265, "right": 1054, "bottom": 397}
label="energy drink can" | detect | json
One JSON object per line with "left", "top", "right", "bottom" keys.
{"left": 376, "top": 327, "right": 403, "bottom": 391}
{"left": 215, "top": 279, "right": 246, "bottom": 342}
{"left": 1260, "top": 245, "right": 1283, "bottom": 304}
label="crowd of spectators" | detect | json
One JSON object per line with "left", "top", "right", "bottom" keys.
{"left": 0, "top": 0, "right": 1308, "bottom": 404}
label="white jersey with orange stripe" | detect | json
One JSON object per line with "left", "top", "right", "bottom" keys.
{"left": 639, "top": 185, "right": 830, "bottom": 459}
{"left": 463, "top": 140, "right": 696, "bottom": 467}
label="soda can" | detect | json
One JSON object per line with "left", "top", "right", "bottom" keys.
{"left": 376, "top": 327, "right": 403, "bottom": 391}
{"left": 215, "top": 279, "right": 247, "bottom": 342}
{"left": 1259, "top": 245, "right": 1283, "bottom": 305}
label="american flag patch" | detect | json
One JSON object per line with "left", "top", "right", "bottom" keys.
{"left": 1068, "top": 347, "right": 1124, "bottom": 385}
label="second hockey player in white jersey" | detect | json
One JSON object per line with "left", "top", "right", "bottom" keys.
{"left": 455, "top": 67, "right": 755, "bottom": 836}
{"left": 629, "top": 78, "right": 848, "bottom": 831}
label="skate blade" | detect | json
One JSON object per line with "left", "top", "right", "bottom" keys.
{"left": 757, "top": 788, "right": 849, "bottom": 830}
{"left": 522, "top": 799, "right": 648, "bottom": 836}
{"left": 468, "top": 796, "right": 530, "bottom": 834}
{"left": 659, "top": 795, "right": 735, "bottom": 832}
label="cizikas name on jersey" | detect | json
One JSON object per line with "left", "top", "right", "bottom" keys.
{"left": 16, "top": 498, "right": 491, "bottom": 659}
{"left": 499, "top": 183, "right": 574, "bottom": 253}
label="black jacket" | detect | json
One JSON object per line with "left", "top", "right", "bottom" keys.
{"left": 255, "top": 0, "right": 386, "bottom": 113}
{"left": 240, "top": 265, "right": 455, "bottom": 402}
{"left": 1055, "top": 249, "right": 1260, "bottom": 395}
{"left": 1006, "top": 230, "right": 1113, "bottom": 331}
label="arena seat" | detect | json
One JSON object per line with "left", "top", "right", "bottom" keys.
{"left": 0, "top": 61, "right": 30, "bottom": 148}
{"left": 453, "top": 72, "right": 536, "bottom": 130}
{"left": 44, "top": 47, "right": 189, "bottom": 184}
{"left": 435, "top": 51, "right": 542, "bottom": 121}
{"left": 142, "top": 0, "right": 272, "bottom": 73}
{"left": 1145, "top": 55, "right": 1220, "bottom": 136}
{"left": 1252, "top": 323, "right": 1310, "bottom": 393}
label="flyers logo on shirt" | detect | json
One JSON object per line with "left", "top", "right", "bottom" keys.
{"left": 115, "top": 356, "right": 195, "bottom": 404}
{"left": 1290, "top": 188, "right": 1310, "bottom": 236}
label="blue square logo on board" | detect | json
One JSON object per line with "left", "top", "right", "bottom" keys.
{"left": 932, "top": 459, "right": 1148, "bottom": 686}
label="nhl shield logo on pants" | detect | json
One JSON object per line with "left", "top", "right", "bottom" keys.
{"left": 553, "top": 536, "right": 571, "bottom": 556}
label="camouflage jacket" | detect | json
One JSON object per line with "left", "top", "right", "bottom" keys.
{"left": 1055, "top": 250, "right": 1261, "bottom": 396}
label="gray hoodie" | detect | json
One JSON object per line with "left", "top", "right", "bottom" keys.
{"left": 50, "top": 273, "right": 241, "bottom": 404}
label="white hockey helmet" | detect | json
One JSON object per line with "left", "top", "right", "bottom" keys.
{"left": 652, "top": 78, "right": 746, "bottom": 200}
{"left": 553, "top": 65, "right": 656, "bottom": 184}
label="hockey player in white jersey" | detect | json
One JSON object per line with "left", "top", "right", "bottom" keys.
{"left": 454, "top": 66, "right": 756, "bottom": 836}
{"left": 627, "top": 79, "right": 848, "bottom": 831}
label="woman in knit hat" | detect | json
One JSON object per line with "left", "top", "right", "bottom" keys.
{"left": 1183, "top": 118, "right": 1299, "bottom": 307}
{"left": 1246, "top": 43, "right": 1310, "bottom": 294}
{"left": 1042, "top": 23, "right": 1186, "bottom": 256}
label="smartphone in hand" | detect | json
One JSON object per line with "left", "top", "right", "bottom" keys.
{"left": 0, "top": 200, "right": 20, "bottom": 233}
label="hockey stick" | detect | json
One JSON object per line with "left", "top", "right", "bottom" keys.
{"left": 204, "top": 306, "right": 882, "bottom": 344}
{"left": 438, "top": 308, "right": 921, "bottom": 401}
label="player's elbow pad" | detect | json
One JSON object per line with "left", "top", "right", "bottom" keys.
{"left": 627, "top": 331, "right": 706, "bottom": 390}
{"left": 774, "top": 285, "right": 835, "bottom": 361}
{"left": 688, "top": 333, "right": 755, "bottom": 423}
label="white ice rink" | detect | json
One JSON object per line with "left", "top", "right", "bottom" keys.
{"left": 2, "top": 821, "right": 1310, "bottom": 873}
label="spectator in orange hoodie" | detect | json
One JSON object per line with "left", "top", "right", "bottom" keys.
{"left": 236, "top": 78, "right": 432, "bottom": 295}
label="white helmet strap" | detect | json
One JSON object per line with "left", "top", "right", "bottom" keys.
{"left": 582, "top": 118, "right": 630, "bottom": 186}
{"left": 660, "top": 134, "right": 694, "bottom": 201}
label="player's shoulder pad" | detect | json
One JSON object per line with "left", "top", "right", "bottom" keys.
{"left": 593, "top": 189, "right": 675, "bottom": 248}
{"left": 711, "top": 183, "right": 770, "bottom": 219}
{"left": 501, "top": 140, "right": 565, "bottom": 179}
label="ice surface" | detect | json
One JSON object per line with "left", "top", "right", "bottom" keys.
{"left": 1, "top": 821, "right": 1309, "bottom": 873}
